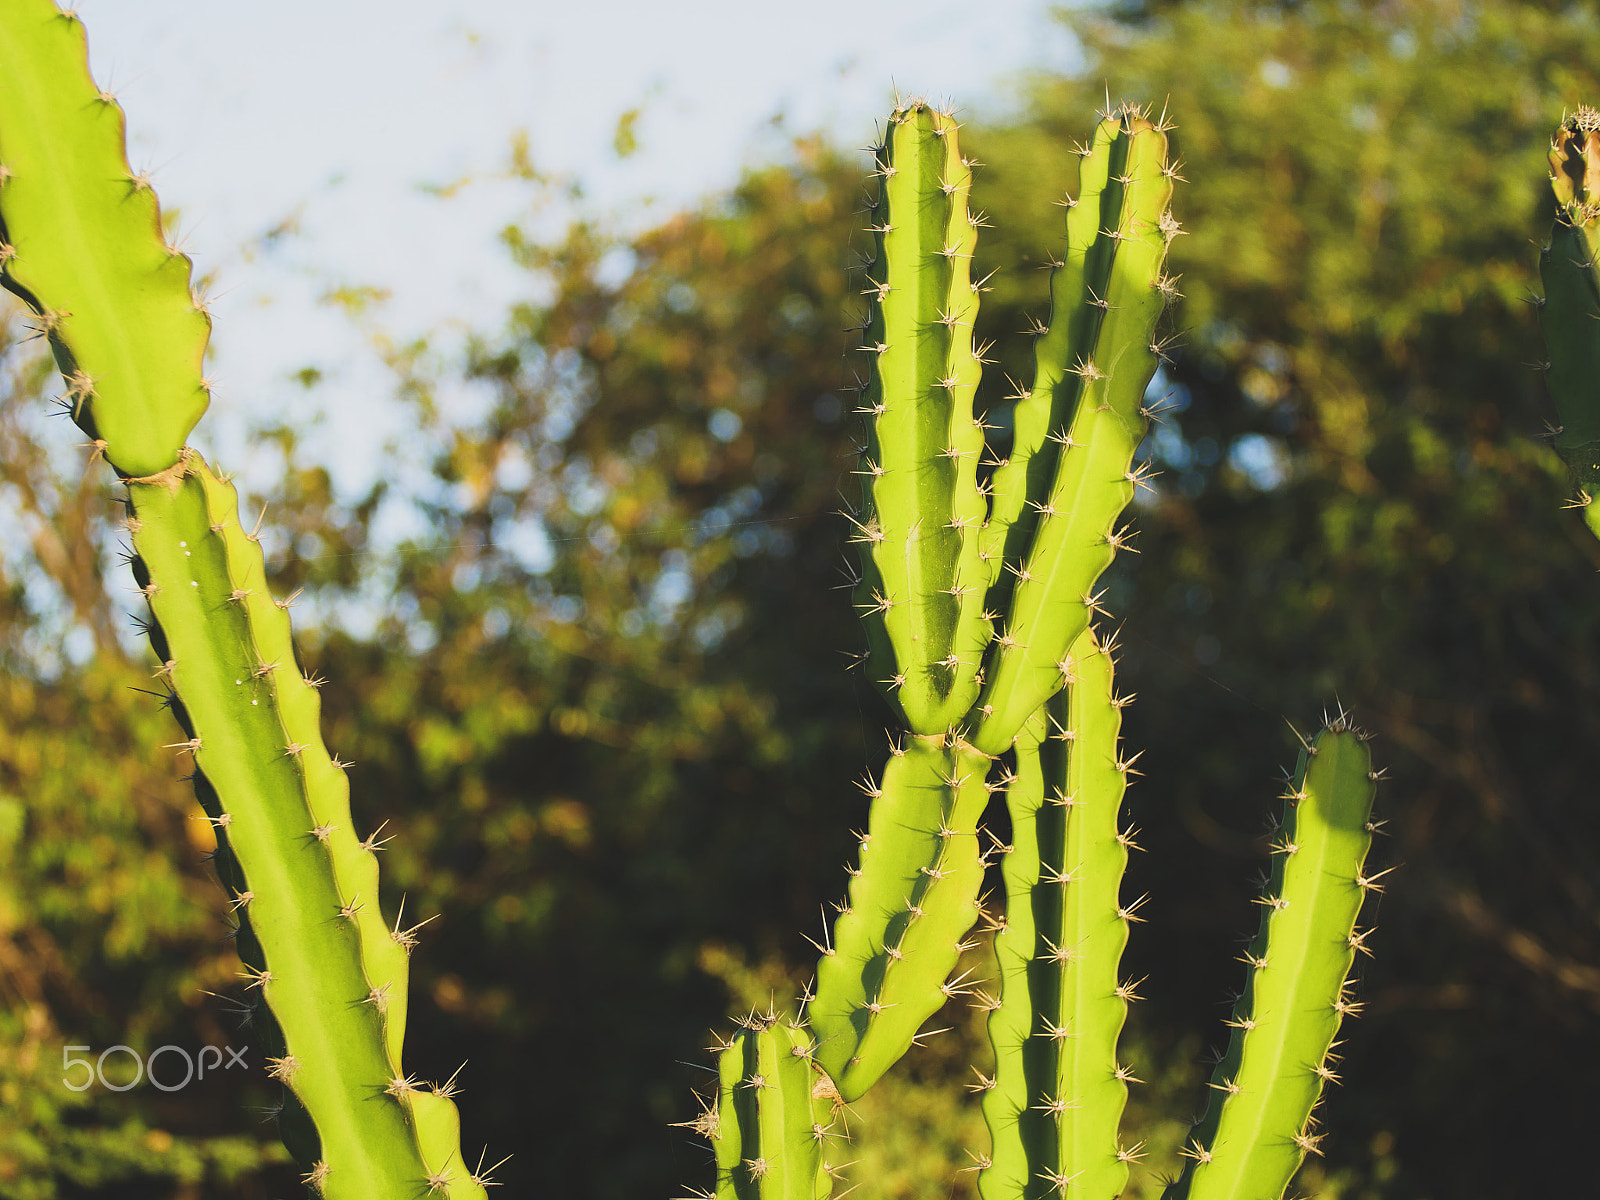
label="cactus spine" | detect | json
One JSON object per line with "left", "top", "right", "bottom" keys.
{"left": 1539, "top": 107, "right": 1600, "bottom": 541}
{"left": 0, "top": 5, "right": 486, "bottom": 1195}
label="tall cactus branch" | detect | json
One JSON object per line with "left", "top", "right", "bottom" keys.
{"left": 980, "top": 627, "right": 1139, "bottom": 1200}
{"left": 1163, "top": 720, "right": 1381, "bottom": 1200}
{"left": 0, "top": 4, "right": 488, "bottom": 1194}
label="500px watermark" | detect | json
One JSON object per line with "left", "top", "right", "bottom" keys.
{"left": 62, "top": 1044, "right": 248, "bottom": 1092}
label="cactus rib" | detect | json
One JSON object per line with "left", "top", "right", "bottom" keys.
{"left": 809, "top": 732, "right": 991, "bottom": 1100}
{"left": 0, "top": 0, "right": 209, "bottom": 477}
{"left": 1163, "top": 721, "right": 1379, "bottom": 1200}
{"left": 851, "top": 102, "right": 993, "bottom": 734}
{"left": 981, "top": 627, "right": 1134, "bottom": 1200}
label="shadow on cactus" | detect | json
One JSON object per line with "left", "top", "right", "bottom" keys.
{"left": 681, "top": 102, "right": 1385, "bottom": 1200}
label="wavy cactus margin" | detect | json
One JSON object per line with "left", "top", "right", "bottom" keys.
{"left": 1538, "top": 105, "right": 1600, "bottom": 542}
{"left": 0, "top": 5, "right": 490, "bottom": 1196}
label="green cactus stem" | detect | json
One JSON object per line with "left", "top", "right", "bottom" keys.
{"left": 971, "top": 106, "right": 1178, "bottom": 755}
{"left": 0, "top": 0, "right": 210, "bottom": 478}
{"left": 1163, "top": 720, "right": 1381, "bottom": 1200}
{"left": 128, "top": 455, "right": 485, "bottom": 1199}
{"left": 1539, "top": 106, "right": 1600, "bottom": 540}
{"left": 689, "top": 1015, "right": 842, "bottom": 1200}
{"left": 0, "top": 4, "right": 489, "bottom": 1194}
{"left": 849, "top": 102, "right": 992, "bottom": 734}
{"left": 980, "top": 627, "right": 1138, "bottom": 1200}
{"left": 808, "top": 732, "right": 991, "bottom": 1100}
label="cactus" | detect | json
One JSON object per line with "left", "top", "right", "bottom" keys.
{"left": 0, "top": 8, "right": 1394, "bottom": 1189}
{"left": 686, "top": 100, "right": 1387, "bottom": 1200}
{"left": 1164, "top": 721, "right": 1379, "bottom": 1200}
{"left": 1538, "top": 106, "right": 1600, "bottom": 541}
{"left": 979, "top": 628, "right": 1139, "bottom": 1200}
{"left": 0, "top": 1, "right": 209, "bottom": 478}
{"left": 0, "top": 4, "right": 487, "bottom": 1195}
{"left": 809, "top": 100, "right": 1175, "bottom": 1110}
{"left": 690, "top": 1013, "right": 845, "bottom": 1199}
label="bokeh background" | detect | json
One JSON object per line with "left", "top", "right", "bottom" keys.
{"left": 3, "top": 0, "right": 1599, "bottom": 1196}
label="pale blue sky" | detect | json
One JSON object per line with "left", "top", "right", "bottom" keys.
{"left": 64, "top": 1, "right": 1078, "bottom": 495}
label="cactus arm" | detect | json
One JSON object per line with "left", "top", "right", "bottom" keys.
{"left": 130, "top": 457, "right": 485, "bottom": 1199}
{"left": 979, "top": 119, "right": 1119, "bottom": 592}
{"left": 981, "top": 628, "right": 1133, "bottom": 1200}
{"left": 706, "top": 1018, "right": 839, "bottom": 1200}
{"left": 1538, "top": 108, "right": 1600, "bottom": 526}
{"left": 0, "top": 0, "right": 209, "bottom": 477}
{"left": 971, "top": 110, "right": 1174, "bottom": 755}
{"left": 852, "top": 102, "right": 992, "bottom": 733}
{"left": 1165, "top": 723, "right": 1378, "bottom": 1200}
{"left": 809, "top": 734, "right": 991, "bottom": 1100}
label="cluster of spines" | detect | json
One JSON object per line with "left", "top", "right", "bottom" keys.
{"left": 847, "top": 101, "right": 994, "bottom": 734}
{"left": 979, "top": 627, "right": 1143, "bottom": 1200}
{"left": 1163, "top": 718, "right": 1382, "bottom": 1200}
{"left": 126, "top": 454, "right": 490, "bottom": 1198}
{"left": 808, "top": 731, "right": 993, "bottom": 1100}
{"left": 679, "top": 1011, "right": 843, "bottom": 1200}
{"left": 1537, "top": 105, "right": 1600, "bottom": 540}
